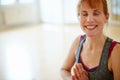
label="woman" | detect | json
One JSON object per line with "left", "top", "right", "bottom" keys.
{"left": 60, "top": 0, "right": 120, "bottom": 80}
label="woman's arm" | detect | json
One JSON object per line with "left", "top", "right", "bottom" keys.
{"left": 111, "top": 43, "right": 120, "bottom": 80}
{"left": 60, "top": 36, "right": 80, "bottom": 80}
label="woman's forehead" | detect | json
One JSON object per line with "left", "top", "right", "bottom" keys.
{"left": 80, "top": 1, "right": 103, "bottom": 10}
{"left": 80, "top": 2, "right": 103, "bottom": 11}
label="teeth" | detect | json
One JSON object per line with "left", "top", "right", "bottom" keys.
{"left": 86, "top": 26, "right": 96, "bottom": 29}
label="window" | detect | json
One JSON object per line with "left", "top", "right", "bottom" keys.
{"left": 1, "top": 0, "right": 16, "bottom": 5}
{"left": 112, "top": 0, "right": 120, "bottom": 15}
{"left": 19, "top": 0, "right": 34, "bottom": 4}
{"left": 0, "top": 0, "right": 34, "bottom": 5}
{"left": 111, "top": 0, "right": 120, "bottom": 21}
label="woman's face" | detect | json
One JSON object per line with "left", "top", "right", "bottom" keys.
{"left": 79, "top": 3, "right": 109, "bottom": 37}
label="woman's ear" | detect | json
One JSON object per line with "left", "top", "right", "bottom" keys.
{"left": 105, "top": 14, "right": 109, "bottom": 23}
{"left": 106, "top": 13, "right": 109, "bottom": 20}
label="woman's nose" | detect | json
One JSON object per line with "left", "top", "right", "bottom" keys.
{"left": 86, "top": 15, "right": 94, "bottom": 22}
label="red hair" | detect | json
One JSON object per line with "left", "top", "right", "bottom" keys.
{"left": 77, "top": 0, "right": 108, "bottom": 16}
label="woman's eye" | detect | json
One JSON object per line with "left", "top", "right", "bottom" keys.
{"left": 81, "top": 13, "right": 88, "bottom": 16}
{"left": 93, "top": 12, "right": 100, "bottom": 16}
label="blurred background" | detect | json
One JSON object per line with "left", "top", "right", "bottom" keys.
{"left": 0, "top": 0, "right": 120, "bottom": 80}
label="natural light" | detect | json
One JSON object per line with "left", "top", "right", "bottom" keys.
{"left": 0, "top": 0, "right": 34, "bottom": 5}
{"left": 4, "top": 42, "right": 33, "bottom": 80}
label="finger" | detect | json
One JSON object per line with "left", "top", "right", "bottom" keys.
{"left": 72, "top": 75, "right": 74, "bottom": 80}
{"left": 78, "top": 68, "right": 88, "bottom": 80}
{"left": 82, "top": 72, "right": 89, "bottom": 80}
{"left": 77, "top": 63, "right": 88, "bottom": 75}
{"left": 74, "top": 66, "right": 82, "bottom": 80}
{"left": 76, "top": 63, "right": 83, "bottom": 74}
{"left": 73, "top": 67, "right": 79, "bottom": 79}
{"left": 74, "top": 63, "right": 88, "bottom": 80}
{"left": 77, "top": 63, "right": 89, "bottom": 80}
{"left": 83, "top": 70, "right": 88, "bottom": 76}
{"left": 78, "top": 63, "right": 84, "bottom": 70}
{"left": 79, "top": 64, "right": 88, "bottom": 76}
{"left": 72, "top": 75, "right": 77, "bottom": 80}
{"left": 75, "top": 65, "right": 83, "bottom": 80}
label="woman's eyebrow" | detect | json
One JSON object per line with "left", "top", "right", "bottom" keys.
{"left": 80, "top": 10, "right": 87, "bottom": 12}
{"left": 93, "top": 9, "right": 102, "bottom": 12}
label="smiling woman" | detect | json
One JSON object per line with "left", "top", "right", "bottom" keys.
{"left": 60, "top": 0, "right": 120, "bottom": 80}
{"left": 78, "top": 1, "right": 108, "bottom": 37}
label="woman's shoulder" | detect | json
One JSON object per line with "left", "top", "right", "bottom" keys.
{"left": 72, "top": 35, "right": 81, "bottom": 46}
{"left": 73, "top": 34, "right": 86, "bottom": 52}
{"left": 113, "top": 42, "right": 120, "bottom": 53}
{"left": 73, "top": 34, "right": 85, "bottom": 45}
{"left": 110, "top": 41, "right": 120, "bottom": 76}
{"left": 70, "top": 34, "right": 83, "bottom": 52}
{"left": 111, "top": 40, "right": 120, "bottom": 50}
{"left": 110, "top": 40, "right": 120, "bottom": 59}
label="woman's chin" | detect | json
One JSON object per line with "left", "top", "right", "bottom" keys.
{"left": 85, "top": 33, "right": 97, "bottom": 37}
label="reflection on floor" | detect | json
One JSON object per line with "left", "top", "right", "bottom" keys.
{"left": 0, "top": 23, "right": 120, "bottom": 80}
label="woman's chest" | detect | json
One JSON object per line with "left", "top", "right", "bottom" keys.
{"left": 80, "top": 49, "right": 102, "bottom": 69}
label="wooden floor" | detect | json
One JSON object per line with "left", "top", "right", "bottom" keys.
{"left": 0, "top": 23, "right": 120, "bottom": 80}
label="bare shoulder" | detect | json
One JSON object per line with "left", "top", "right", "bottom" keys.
{"left": 70, "top": 35, "right": 81, "bottom": 51}
{"left": 73, "top": 35, "right": 81, "bottom": 45}
{"left": 67, "top": 35, "right": 81, "bottom": 56}
{"left": 111, "top": 43, "right": 120, "bottom": 80}
{"left": 112, "top": 43, "right": 120, "bottom": 57}
{"left": 111, "top": 43, "right": 120, "bottom": 69}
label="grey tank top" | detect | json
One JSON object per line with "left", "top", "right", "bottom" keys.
{"left": 76, "top": 35, "right": 114, "bottom": 80}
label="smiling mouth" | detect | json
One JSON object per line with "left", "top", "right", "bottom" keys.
{"left": 85, "top": 25, "right": 97, "bottom": 30}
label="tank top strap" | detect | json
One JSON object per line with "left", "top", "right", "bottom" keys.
{"left": 76, "top": 35, "right": 86, "bottom": 63}
{"left": 99, "top": 37, "right": 113, "bottom": 67}
{"left": 108, "top": 41, "right": 118, "bottom": 58}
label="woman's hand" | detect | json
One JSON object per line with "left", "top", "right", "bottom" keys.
{"left": 72, "top": 63, "right": 88, "bottom": 80}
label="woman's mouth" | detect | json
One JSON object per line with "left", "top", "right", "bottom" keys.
{"left": 85, "top": 25, "right": 97, "bottom": 30}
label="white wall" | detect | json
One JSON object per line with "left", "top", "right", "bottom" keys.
{"left": 0, "top": 3, "right": 39, "bottom": 27}
{"left": 0, "top": 49, "right": 5, "bottom": 80}
{"left": 39, "top": 0, "right": 64, "bottom": 24}
{"left": 0, "top": 0, "right": 80, "bottom": 26}
{"left": 63, "top": 0, "right": 79, "bottom": 24}
{"left": 38, "top": 0, "right": 79, "bottom": 24}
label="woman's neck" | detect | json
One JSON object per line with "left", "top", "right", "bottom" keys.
{"left": 84, "top": 35, "right": 107, "bottom": 50}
